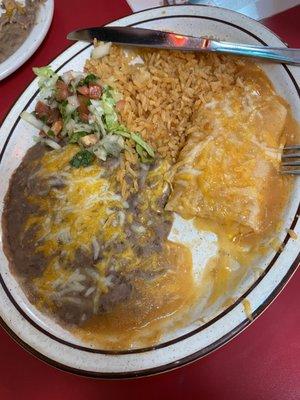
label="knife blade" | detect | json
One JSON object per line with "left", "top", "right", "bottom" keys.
{"left": 67, "top": 26, "right": 300, "bottom": 65}
{"left": 67, "top": 26, "right": 210, "bottom": 50}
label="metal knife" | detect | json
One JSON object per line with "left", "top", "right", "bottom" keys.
{"left": 67, "top": 26, "right": 300, "bottom": 65}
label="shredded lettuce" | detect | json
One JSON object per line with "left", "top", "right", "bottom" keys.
{"left": 100, "top": 87, "right": 132, "bottom": 140}
{"left": 88, "top": 100, "right": 106, "bottom": 136}
{"left": 58, "top": 100, "right": 73, "bottom": 130}
{"left": 135, "top": 143, "right": 152, "bottom": 164}
{"left": 58, "top": 99, "right": 82, "bottom": 134}
{"left": 114, "top": 130, "right": 131, "bottom": 139}
{"left": 67, "top": 85, "right": 155, "bottom": 162}
{"left": 63, "top": 120, "right": 93, "bottom": 137}
{"left": 131, "top": 132, "right": 155, "bottom": 158}
{"left": 100, "top": 86, "right": 119, "bottom": 132}
{"left": 92, "top": 146, "right": 107, "bottom": 161}
{"left": 101, "top": 135, "right": 124, "bottom": 157}
{"left": 91, "top": 135, "right": 124, "bottom": 161}
{"left": 33, "top": 66, "right": 56, "bottom": 83}
{"left": 103, "top": 85, "right": 121, "bottom": 101}
{"left": 33, "top": 66, "right": 59, "bottom": 102}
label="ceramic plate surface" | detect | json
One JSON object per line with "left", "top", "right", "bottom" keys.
{"left": 0, "top": 5, "right": 299, "bottom": 378}
{"left": 0, "top": 0, "right": 54, "bottom": 80}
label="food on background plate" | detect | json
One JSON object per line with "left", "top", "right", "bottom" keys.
{"left": 0, "top": 0, "right": 43, "bottom": 63}
{"left": 2, "top": 42, "right": 297, "bottom": 349}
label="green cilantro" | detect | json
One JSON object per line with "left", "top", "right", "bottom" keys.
{"left": 78, "top": 74, "right": 98, "bottom": 87}
{"left": 47, "top": 130, "right": 55, "bottom": 138}
{"left": 83, "top": 74, "right": 98, "bottom": 85}
{"left": 58, "top": 100, "right": 68, "bottom": 118}
{"left": 38, "top": 115, "right": 48, "bottom": 124}
{"left": 69, "top": 150, "right": 95, "bottom": 168}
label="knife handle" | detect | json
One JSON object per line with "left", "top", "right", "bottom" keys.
{"left": 210, "top": 40, "right": 300, "bottom": 65}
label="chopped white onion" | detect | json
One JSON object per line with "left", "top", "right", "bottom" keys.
{"left": 131, "top": 224, "right": 146, "bottom": 234}
{"left": 84, "top": 287, "right": 96, "bottom": 297}
{"left": 61, "top": 71, "right": 74, "bottom": 85}
{"left": 67, "top": 95, "right": 79, "bottom": 109}
{"left": 73, "top": 72, "right": 86, "bottom": 86}
{"left": 117, "top": 211, "right": 125, "bottom": 226}
{"left": 21, "top": 111, "right": 49, "bottom": 133}
{"left": 62, "top": 70, "right": 85, "bottom": 85}
{"left": 48, "top": 99, "right": 58, "bottom": 109}
{"left": 141, "top": 163, "right": 150, "bottom": 171}
{"left": 129, "top": 55, "right": 145, "bottom": 66}
{"left": 91, "top": 42, "right": 112, "bottom": 59}
{"left": 92, "top": 237, "right": 101, "bottom": 261}
{"left": 44, "top": 139, "right": 62, "bottom": 150}
{"left": 57, "top": 229, "right": 71, "bottom": 244}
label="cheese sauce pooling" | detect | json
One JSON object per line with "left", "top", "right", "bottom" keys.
{"left": 3, "top": 144, "right": 197, "bottom": 349}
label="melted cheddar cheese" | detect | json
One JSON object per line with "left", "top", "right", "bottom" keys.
{"left": 25, "top": 145, "right": 127, "bottom": 260}
{"left": 166, "top": 66, "right": 290, "bottom": 234}
{"left": 20, "top": 145, "right": 200, "bottom": 349}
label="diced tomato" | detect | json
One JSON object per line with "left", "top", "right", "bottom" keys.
{"left": 77, "top": 95, "right": 89, "bottom": 112}
{"left": 35, "top": 101, "right": 61, "bottom": 124}
{"left": 116, "top": 99, "right": 125, "bottom": 111}
{"left": 55, "top": 80, "right": 70, "bottom": 101}
{"left": 88, "top": 84, "right": 102, "bottom": 99}
{"left": 48, "top": 108, "right": 61, "bottom": 124}
{"left": 35, "top": 101, "right": 51, "bottom": 119}
{"left": 78, "top": 95, "right": 90, "bottom": 122}
{"left": 51, "top": 119, "right": 63, "bottom": 135}
{"left": 79, "top": 113, "right": 89, "bottom": 123}
{"left": 77, "top": 85, "right": 90, "bottom": 96}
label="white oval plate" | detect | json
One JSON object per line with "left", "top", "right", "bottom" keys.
{"left": 0, "top": 0, "right": 54, "bottom": 81}
{"left": 0, "top": 5, "right": 299, "bottom": 378}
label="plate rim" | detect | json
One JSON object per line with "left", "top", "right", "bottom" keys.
{"left": 0, "top": 4, "right": 299, "bottom": 378}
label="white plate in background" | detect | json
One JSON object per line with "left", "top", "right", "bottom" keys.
{"left": 0, "top": 0, "right": 54, "bottom": 81}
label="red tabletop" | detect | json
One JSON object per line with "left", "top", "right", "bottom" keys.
{"left": 0, "top": 1, "right": 299, "bottom": 399}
